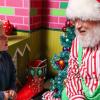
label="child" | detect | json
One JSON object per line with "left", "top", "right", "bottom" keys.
{"left": 0, "top": 20, "right": 16, "bottom": 100}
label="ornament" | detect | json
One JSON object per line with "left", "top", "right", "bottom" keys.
{"left": 63, "top": 47, "right": 71, "bottom": 52}
{"left": 62, "top": 26, "right": 66, "bottom": 32}
{"left": 56, "top": 61, "right": 59, "bottom": 66}
{"left": 28, "top": 67, "right": 35, "bottom": 77}
{"left": 3, "top": 20, "right": 13, "bottom": 35}
{"left": 66, "top": 47, "right": 71, "bottom": 52}
{"left": 58, "top": 59, "right": 65, "bottom": 70}
{"left": 63, "top": 47, "right": 67, "bottom": 51}
{"left": 30, "top": 68, "right": 35, "bottom": 77}
{"left": 54, "top": 88, "right": 58, "bottom": 93}
{"left": 65, "top": 19, "right": 73, "bottom": 27}
{"left": 37, "top": 68, "right": 42, "bottom": 76}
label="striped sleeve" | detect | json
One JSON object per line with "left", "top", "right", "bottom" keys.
{"left": 65, "top": 38, "right": 85, "bottom": 100}
{"left": 42, "top": 91, "right": 61, "bottom": 100}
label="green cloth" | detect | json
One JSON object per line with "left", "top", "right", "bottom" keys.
{"left": 61, "top": 88, "right": 68, "bottom": 100}
{"left": 82, "top": 78, "right": 100, "bottom": 100}
{"left": 78, "top": 44, "right": 83, "bottom": 66}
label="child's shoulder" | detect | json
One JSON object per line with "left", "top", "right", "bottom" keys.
{"left": 0, "top": 51, "right": 11, "bottom": 57}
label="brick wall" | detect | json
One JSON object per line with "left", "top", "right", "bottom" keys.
{"left": 0, "top": 0, "right": 68, "bottom": 31}
{"left": 30, "top": 0, "right": 42, "bottom": 30}
{"left": 42, "top": 0, "right": 68, "bottom": 29}
{"left": 0, "top": 0, "right": 30, "bottom": 31}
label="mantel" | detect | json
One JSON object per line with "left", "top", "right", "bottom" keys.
{"left": 8, "top": 35, "right": 30, "bottom": 46}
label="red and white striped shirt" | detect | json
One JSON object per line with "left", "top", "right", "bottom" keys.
{"left": 65, "top": 37, "right": 100, "bottom": 100}
{"left": 42, "top": 91, "right": 60, "bottom": 100}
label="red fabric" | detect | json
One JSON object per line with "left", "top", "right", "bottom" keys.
{"left": 16, "top": 77, "right": 44, "bottom": 100}
{"left": 28, "top": 59, "right": 46, "bottom": 67}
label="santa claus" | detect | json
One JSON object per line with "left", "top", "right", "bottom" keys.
{"left": 43, "top": 0, "right": 100, "bottom": 100}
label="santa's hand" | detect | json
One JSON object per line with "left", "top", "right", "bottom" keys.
{"left": 8, "top": 90, "right": 16, "bottom": 100}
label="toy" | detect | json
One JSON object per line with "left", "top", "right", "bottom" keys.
{"left": 16, "top": 59, "right": 47, "bottom": 100}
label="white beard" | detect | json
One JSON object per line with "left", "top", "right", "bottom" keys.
{"left": 75, "top": 24, "right": 100, "bottom": 48}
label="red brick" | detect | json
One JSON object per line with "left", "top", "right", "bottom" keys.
{"left": 37, "top": 9, "right": 42, "bottom": 15}
{"left": 49, "top": 23, "right": 63, "bottom": 29}
{"left": 42, "top": 22, "right": 49, "bottom": 28}
{"left": 15, "top": 8, "right": 29, "bottom": 16}
{"left": 59, "top": 17, "right": 66, "bottom": 23}
{"left": 24, "top": 0, "right": 30, "bottom": 8}
{"left": 49, "top": 2, "right": 59, "bottom": 8}
{"left": 30, "top": 23, "right": 41, "bottom": 30}
{"left": 49, "top": 16, "right": 58, "bottom": 23}
{"left": 51, "top": 0, "right": 68, "bottom": 1}
{"left": 43, "top": 9, "right": 50, "bottom": 15}
{"left": 30, "top": 16, "right": 41, "bottom": 25}
{"left": 32, "top": 16, "right": 41, "bottom": 23}
{"left": 31, "top": 1, "right": 42, "bottom": 8}
{"left": 6, "top": 0, "right": 23, "bottom": 7}
{"left": 15, "top": 24, "right": 30, "bottom": 31}
{"left": 30, "top": 16, "right": 33, "bottom": 24}
{"left": 6, "top": 16, "right": 23, "bottom": 24}
{"left": 43, "top": 1, "right": 59, "bottom": 8}
{"left": 0, "top": 0, "right": 4, "bottom": 6}
{"left": 24, "top": 17, "right": 29, "bottom": 24}
{"left": 42, "top": 16, "right": 58, "bottom": 23}
{"left": 0, "top": 15, "right": 5, "bottom": 20}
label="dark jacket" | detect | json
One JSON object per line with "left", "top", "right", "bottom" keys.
{"left": 0, "top": 51, "right": 16, "bottom": 100}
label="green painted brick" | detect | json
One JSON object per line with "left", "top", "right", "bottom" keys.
{"left": 0, "top": 7, "right": 15, "bottom": 15}
{"left": 30, "top": 8, "right": 37, "bottom": 16}
{"left": 50, "top": 9, "right": 66, "bottom": 16}
{"left": 60, "top": 2, "right": 68, "bottom": 9}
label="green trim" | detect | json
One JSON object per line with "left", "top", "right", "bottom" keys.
{"left": 0, "top": 7, "right": 15, "bottom": 15}
{"left": 78, "top": 44, "right": 83, "bottom": 66}
{"left": 42, "top": 27, "right": 62, "bottom": 32}
{"left": 60, "top": 2, "right": 68, "bottom": 9}
{"left": 15, "top": 27, "right": 62, "bottom": 33}
{"left": 62, "top": 88, "right": 69, "bottom": 100}
{"left": 14, "top": 30, "right": 32, "bottom": 33}
{"left": 50, "top": 9, "right": 66, "bottom": 16}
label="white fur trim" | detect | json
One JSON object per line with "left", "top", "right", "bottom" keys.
{"left": 66, "top": 0, "right": 100, "bottom": 20}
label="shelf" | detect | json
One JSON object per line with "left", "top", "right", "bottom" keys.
{"left": 8, "top": 35, "right": 30, "bottom": 46}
